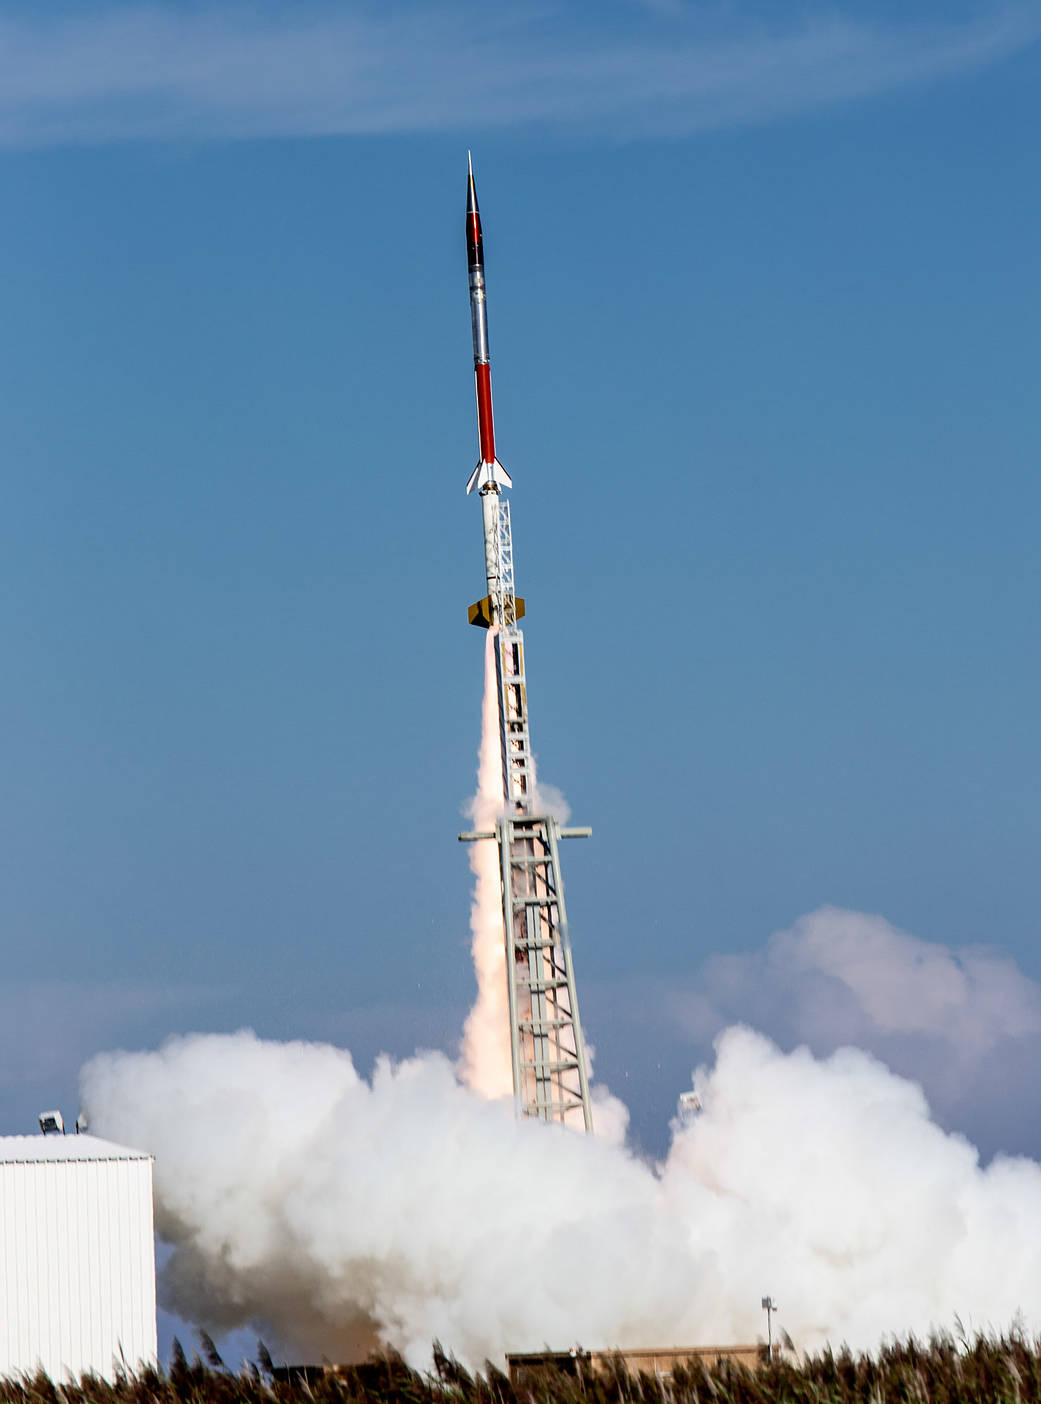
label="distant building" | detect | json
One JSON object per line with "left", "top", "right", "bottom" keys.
{"left": 0, "top": 1132, "right": 157, "bottom": 1381}
{"left": 506, "top": 1344, "right": 765, "bottom": 1382}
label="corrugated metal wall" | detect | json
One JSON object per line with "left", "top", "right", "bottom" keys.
{"left": 0, "top": 1155, "right": 157, "bottom": 1381}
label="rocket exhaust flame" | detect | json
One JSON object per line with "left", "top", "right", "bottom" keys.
{"left": 459, "top": 627, "right": 512, "bottom": 1098}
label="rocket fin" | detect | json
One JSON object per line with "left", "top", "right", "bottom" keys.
{"left": 465, "top": 458, "right": 512, "bottom": 494}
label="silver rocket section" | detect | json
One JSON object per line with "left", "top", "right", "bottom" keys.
{"left": 469, "top": 263, "right": 489, "bottom": 368}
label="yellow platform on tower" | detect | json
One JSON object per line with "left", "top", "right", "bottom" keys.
{"left": 468, "top": 594, "right": 525, "bottom": 628}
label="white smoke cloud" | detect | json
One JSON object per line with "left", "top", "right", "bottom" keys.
{"left": 72, "top": 650, "right": 1041, "bottom": 1368}
{"left": 81, "top": 1022, "right": 1041, "bottom": 1368}
{"left": 531, "top": 782, "right": 571, "bottom": 825}
{"left": 659, "top": 907, "right": 1041, "bottom": 1155}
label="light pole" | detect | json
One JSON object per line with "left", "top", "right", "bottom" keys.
{"left": 761, "top": 1296, "right": 778, "bottom": 1363}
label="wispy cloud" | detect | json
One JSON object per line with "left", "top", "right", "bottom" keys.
{"left": 0, "top": 1, "right": 1036, "bottom": 147}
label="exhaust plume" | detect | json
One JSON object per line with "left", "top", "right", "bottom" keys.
{"left": 81, "top": 1021, "right": 1041, "bottom": 1367}
{"left": 458, "top": 626, "right": 513, "bottom": 1098}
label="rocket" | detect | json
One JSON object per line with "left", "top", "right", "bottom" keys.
{"left": 464, "top": 154, "right": 524, "bottom": 631}
{"left": 465, "top": 152, "right": 511, "bottom": 497}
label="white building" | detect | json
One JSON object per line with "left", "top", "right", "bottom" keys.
{"left": 0, "top": 1132, "right": 157, "bottom": 1382}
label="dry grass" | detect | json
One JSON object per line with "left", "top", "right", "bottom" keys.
{"left": 2, "top": 1332, "right": 1040, "bottom": 1404}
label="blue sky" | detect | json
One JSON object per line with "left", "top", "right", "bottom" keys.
{"left": 0, "top": 0, "right": 1037, "bottom": 1208}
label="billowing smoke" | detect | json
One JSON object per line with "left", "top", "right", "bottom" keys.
{"left": 660, "top": 906, "right": 1041, "bottom": 1159}
{"left": 81, "top": 1023, "right": 1041, "bottom": 1366}
{"left": 76, "top": 648, "right": 1041, "bottom": 1366}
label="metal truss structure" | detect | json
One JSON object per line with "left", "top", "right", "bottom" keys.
{"left": 462, "top": 492, "right": 594, "bottom": 1131}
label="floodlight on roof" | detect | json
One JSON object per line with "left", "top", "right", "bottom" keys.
{"left": 38, "top": 1110, "right": 64, "bottom": 1136}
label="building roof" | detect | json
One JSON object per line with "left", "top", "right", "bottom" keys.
{"left": 0, "top": 1134, "right": 152, "bottom": 1164}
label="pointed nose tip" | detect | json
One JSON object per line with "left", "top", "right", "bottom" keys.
{"left": 466, "top": 151, "right": 479, "bottom": 214}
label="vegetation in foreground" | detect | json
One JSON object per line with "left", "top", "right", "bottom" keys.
{"left": 3, "top": 1332, "right": 1041, "bottom": 1404}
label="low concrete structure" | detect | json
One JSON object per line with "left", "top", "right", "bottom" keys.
{"left": 506, "top": 1344, "right": 765, "bottom": 1382}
